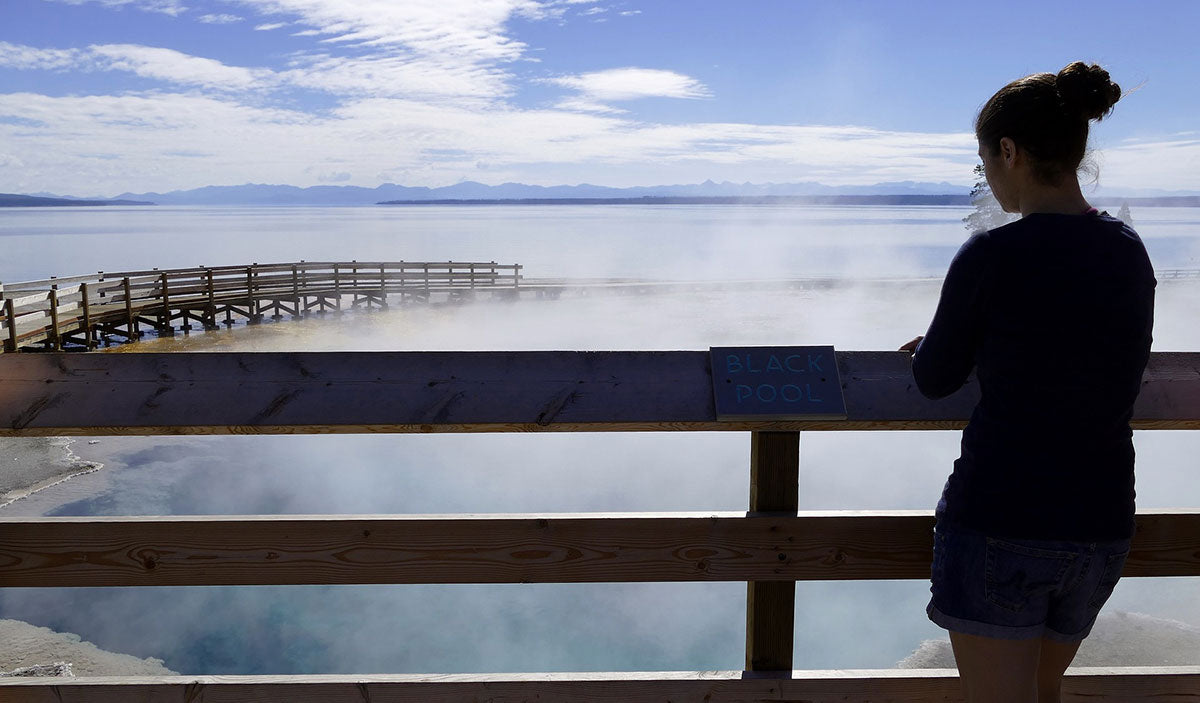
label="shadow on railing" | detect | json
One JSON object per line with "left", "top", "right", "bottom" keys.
{"left": 0, "top": 350, "right": 1198, "bottom": 701}
{"left": 0, "top": 261, "right": 522, "bottom": 352}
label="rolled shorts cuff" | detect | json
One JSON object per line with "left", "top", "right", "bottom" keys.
{"left": 927, "top": 602, "right": 1071, "bottom": 641}
{"left": 1042, "top": 620, "right": 1097, "bottom": 643}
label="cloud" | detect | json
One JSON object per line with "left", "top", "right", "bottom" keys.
{"left": 226, "top": 0, "right": 535, "bottom": 101}
{"left": 196, "top": 13, "right": 243, "bottom": 24}
{"left": 552, "top": 97, "right": 625, "bottom": 114}
{"left": 0, "top": 41, "right": 81, "bottom": 71}
{"left": 7, "top": 4, "right": 1193, "bottom": 196}
{"left": 43, "top": 0, "right": 547, "bottom": 102}
{"left": 279, "top": 53, "right": 509, "bottom": 101}
{"left": 523, "top": 0, "right": 604, "bottom": 19}
{"left": 88, "top": 44, "right": 268, "bottom": 90}
{"left": 1101, "top": 135, "right": 1200, "bottom": 192}
{"left": 44, "top": 0, "right": 187, "bottom": 16}
{"left": 0, "top": 39, "right": 505, "bottom": 101}
{"left": 0, "top": 41, "right": 268, "bottom": 91}
{"left": 254, "top": 22, "right": 288, "bottom": 31}
{"left": 546, "top": 67, "right": 710, "bottom": 109}
{"left": 0, "top": 90, "right": 985, "bottom": 195}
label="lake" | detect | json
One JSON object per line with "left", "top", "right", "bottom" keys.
{"left": 1, "top": 204, "right": 1198, "bottom": 674}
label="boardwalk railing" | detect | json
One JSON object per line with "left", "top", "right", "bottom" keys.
{"left": 0, "top": 261, "right": 521, "bottom": 352}
{"left": 1, "top": 350, "right": 1199, "bottom": 701}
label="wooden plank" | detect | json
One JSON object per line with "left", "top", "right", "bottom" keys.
{"left": 79, "top": 282, "right": 93, "bottom": 350}
{"left": 1, "top": 510, "right": 1193, "bottom": 588}
{"left": 0, "top": 351, "right": 1196, "bottom": 436}
{"left": 158, "top": 272, "right": 170, "bottom": 327}
{"left": 2, "top": 298, "right": 14, "bottom": 353}
{"left": 98, "top": 262, "right": 515, "bottom": 279}
{"left": 6, "top": 291, "right": 51, "bottom": 310}
{"left": 746, "top": 432, "right": 799, "bottom": 671}
{"left": 122, "top": 277, "right": 135, "bottom": 336}
{"left": 0, "top": 511, "right": 925, "bottom": 587}
{"left": 1, "top": 668, "right": 1199, "bottom": 702}
{"left": 0, "top": 274, "right": 101, "bottom": 290}
{"left": 93, "top": 274, "right": 160, "bottom": 296}
{"left": 46, "top": 288, "right": 60, "bottom": 351}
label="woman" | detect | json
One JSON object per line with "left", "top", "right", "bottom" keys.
{"left": 900, "top": 62, "right": 1156, "bottom": 702}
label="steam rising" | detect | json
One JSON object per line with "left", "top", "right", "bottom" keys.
{"left": 1, "top": 203, "right": 1198, "bottom": 673}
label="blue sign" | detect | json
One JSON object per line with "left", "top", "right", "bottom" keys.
{"left": 709, "top": 346, "right": 846, "bottom": 420}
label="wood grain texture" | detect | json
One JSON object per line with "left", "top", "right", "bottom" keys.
{"left": 1, "top": 351, "right": 1196, "bottom": 435}
{"left": 746, "top": 432, "right": 799, "bottom": 671}
{"left": 1, "top": 511, "right": 1194, "bottom": 587}
{"left": 0, "top": 668, "right": 1198, "bottom": 703}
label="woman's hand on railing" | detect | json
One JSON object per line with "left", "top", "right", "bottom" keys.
{"left": 899, "top": 336, "right": 923, "bottom": 354}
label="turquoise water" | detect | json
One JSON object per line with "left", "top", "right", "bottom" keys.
{"left": 1, "top": 204, "right": 1198, "bottom": 674}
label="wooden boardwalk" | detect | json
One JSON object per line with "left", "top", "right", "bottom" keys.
{"left": 0, "top": 261, "right": 521, "bottom": 352}
{"left": 0, "top": 349, "right": 1198, "bottom": 700}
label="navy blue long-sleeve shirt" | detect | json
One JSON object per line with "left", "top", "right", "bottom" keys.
{"left": 912, "top": 212, "right": 1155, "bottom": 540}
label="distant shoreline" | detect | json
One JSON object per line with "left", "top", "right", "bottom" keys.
{"left": 0, "top": 194, "right": 154, "bottom": 207}
{"left": 6, "top": 193, "right": 1198, "bottom": 208}
{"left": 378, "top": 194, "right": 1200, "bottom": 207}
{"left": 378, "top": 194, "right": 973, "bottom": 206}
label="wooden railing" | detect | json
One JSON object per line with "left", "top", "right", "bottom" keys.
{"left": 0, "top": 350, "right": 1198, "bottom": 701}
{"left": 1157, "top": 268, "right": 1200, "bottom": 280}
{"left": 0, "top": 261, "right": 522, "bottom": 352}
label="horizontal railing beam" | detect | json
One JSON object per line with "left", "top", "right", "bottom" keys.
{"left": 1, "top": 351, "right": 1196, "bottom": 435}
{"left": 0, "top": 510, "right": 1194, "bottom": 587}
{"left": 1, "top": 668, "right": 1199, "bottom": 702}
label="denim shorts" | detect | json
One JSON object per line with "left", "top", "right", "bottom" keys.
{"left": 927, "top": 520, "right": 1131, "bottom": 641}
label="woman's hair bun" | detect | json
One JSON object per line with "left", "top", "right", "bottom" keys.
{"left": 1056, "top": 61, "right": 1121, "bottom": 121}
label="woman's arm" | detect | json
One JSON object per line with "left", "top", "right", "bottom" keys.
{"left": 911, "top": 232, "right": 990, "bottom": 399}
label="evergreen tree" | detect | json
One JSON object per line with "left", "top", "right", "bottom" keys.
{"left": 1117, "top": 201, "right": 1134, "bottom": 226}
{"left": 962, "top": 163, "right": 1019, "bottom": 233}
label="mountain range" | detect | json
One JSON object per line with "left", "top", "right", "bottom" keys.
{"left": 16, "top": 179, "right": 1200, "bottom": 206}
{"left": 39, "top": 179, "right": 972, "bottom": 205}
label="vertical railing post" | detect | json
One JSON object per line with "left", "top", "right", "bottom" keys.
{"left": 80, "top": 282, "right": 94, "bottom": 350}
{"left": 47, "top": 287, "right": 61, "bottom": 351}
{"left": 351, "top": 261, "right": 361, "bottom": 308}
{"left": 423, "top": 263, "right": 430, "bottom": 299}
{"left": 514, "top": 264, "right": 522, "bottom": 289}
{"left": 332, "top": 263, "right": 341, "bottom": 312}
{"left": 745, "top": 430, "right": 799, "bottom": 672}
{"left": 379, "top": 264, "right": 387, "bottom": 309}
{"left": 292, "top": 265, "right": 301, "bottom": 318}
{"left": 4, "top": 298, "right": 17, "bottom": 353}
{"left": 159, "top": 272, "right": 172, "bottom": 335}
{"left": 205, "top": 268, "right": 216, "bottom": 329}
{"left": 246, "top": 265, "right": 259, "bottom": 323}
{"left": 123, "top": 277, "right": 137, "bottom": 339}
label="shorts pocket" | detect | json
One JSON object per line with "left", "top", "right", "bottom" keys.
{"left": 984, "top": 538, "right": 1076, "bottom": 613}
{"left": 1087, "top": 550, "right": 1129, "bottom": 610}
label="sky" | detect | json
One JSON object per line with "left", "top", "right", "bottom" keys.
{"left": 1, "top": 0, "right": 1198, "bottom": 196}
